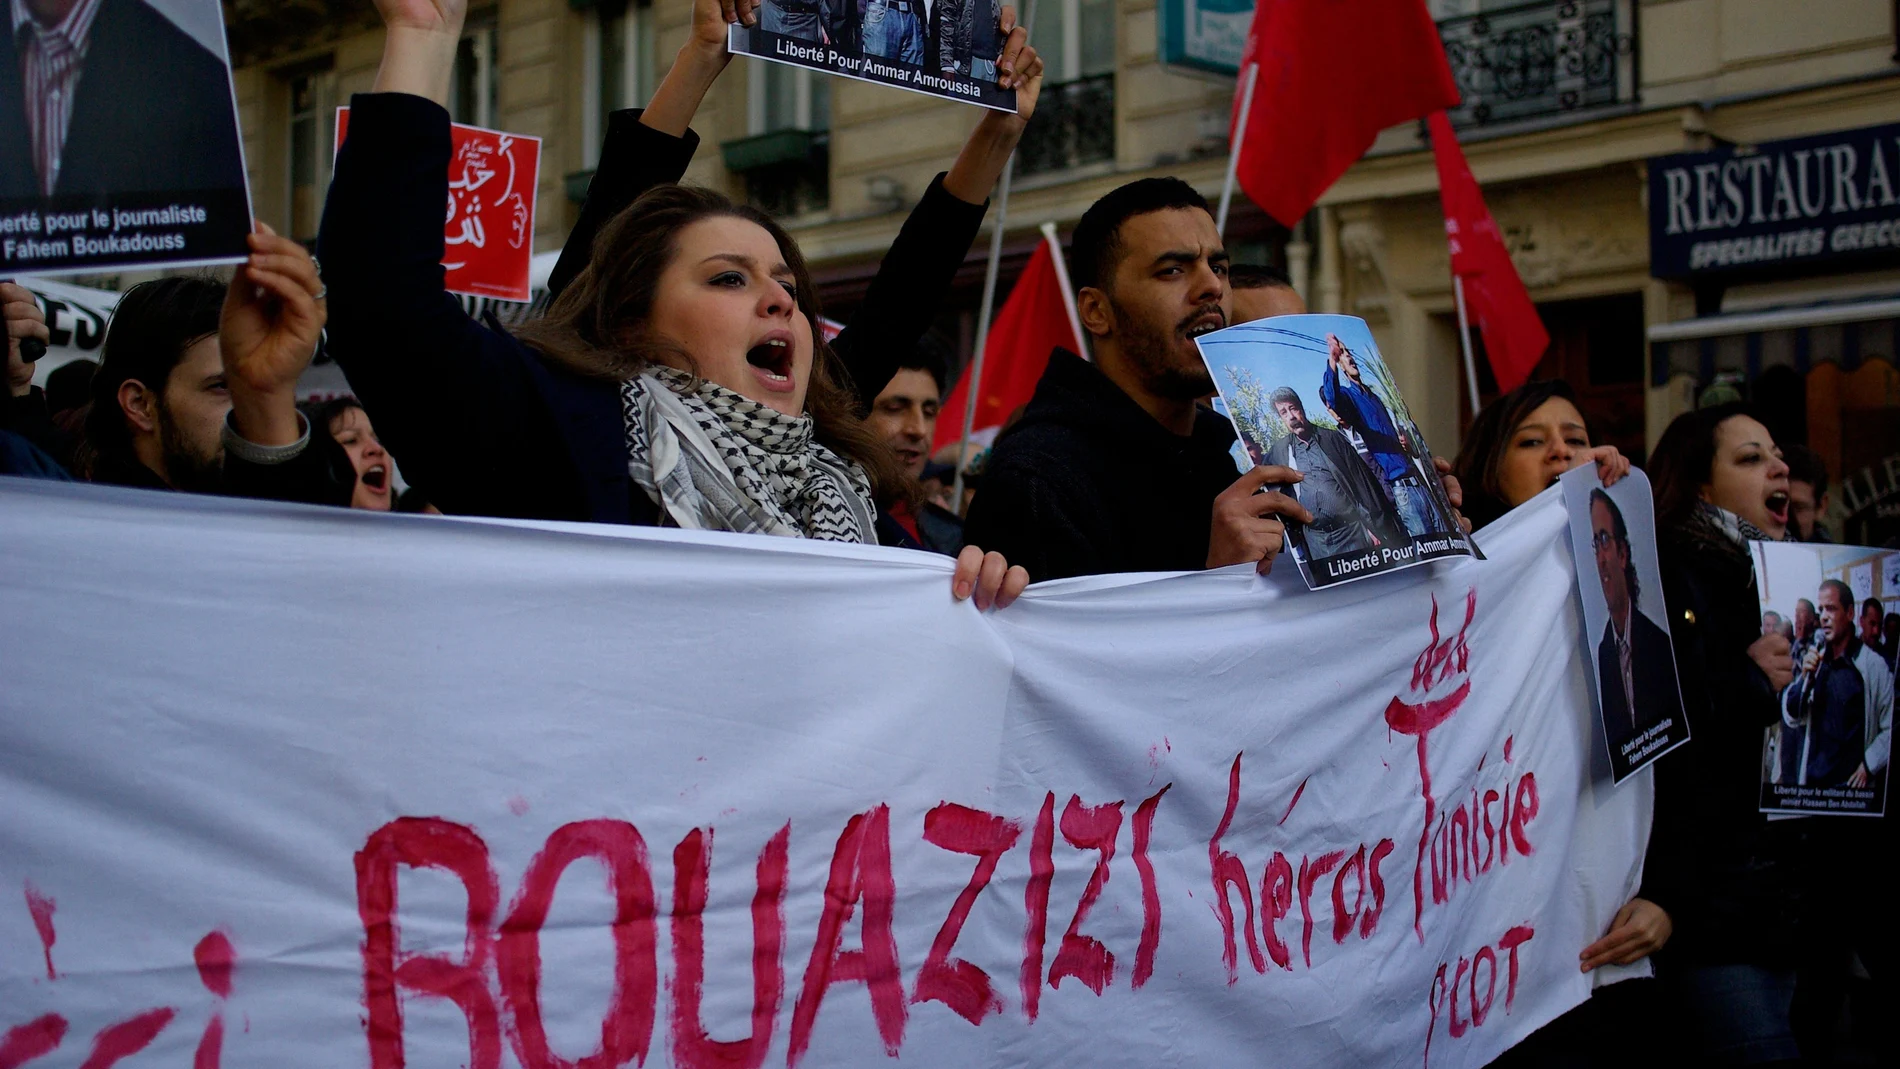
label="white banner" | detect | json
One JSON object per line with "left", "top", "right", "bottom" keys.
{"left": 0, "top": 478, "right": 1648, "bottom": 1068}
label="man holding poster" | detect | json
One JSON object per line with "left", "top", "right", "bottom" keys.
{"left": 0, "top": 0, "right": 250, "bottom": 273}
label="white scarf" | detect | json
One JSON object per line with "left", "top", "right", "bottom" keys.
{"left": 619, "top": 368, "right": 877, "bottom": 543}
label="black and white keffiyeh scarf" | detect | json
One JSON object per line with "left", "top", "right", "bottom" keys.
{"left": 619, "top": 367, "right": 877, "bottom": 543}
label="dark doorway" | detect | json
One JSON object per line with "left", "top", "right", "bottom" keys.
{"left": 1460, "top": 292, "right": 1648, "bottom": 465}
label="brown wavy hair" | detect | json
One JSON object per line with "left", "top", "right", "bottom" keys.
{"left": 514, "top": 185, "right": 902, "bottom": 503}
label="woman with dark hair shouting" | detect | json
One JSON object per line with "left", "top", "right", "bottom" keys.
{"left": 321, "top": 0, "right": 1043, "bottom": 606}
{"left": 1643, "top": 403, "right": 1821, "bottom": 1066}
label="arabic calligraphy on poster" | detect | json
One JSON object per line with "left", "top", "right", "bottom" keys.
{"left": 336, "top": 108, "right": 541, "bottom": 302}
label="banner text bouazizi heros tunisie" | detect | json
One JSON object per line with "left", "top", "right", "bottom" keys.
{"left": 0, "top": 478, "right": 1650, "bottom": 1069}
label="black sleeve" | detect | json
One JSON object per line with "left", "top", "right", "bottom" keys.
{"left": 830, "top": 174, "right": 987, "bottom": 407}
{"left": 318, "top": 92, "right": 585, "bottom": 522}
{"left": 962, "top": 456, "right": 1104, "bottom": 583}
{"left": 222, "top": 433, "right": 357, "bottom": 508}
{"left": 546, "top": 110, "right": 702, "bottom": 302}
{"left": 4, "top": 387, "right": 77, "bottom": 470}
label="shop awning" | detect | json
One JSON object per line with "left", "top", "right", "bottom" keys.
{"left": 1648, "top": 294, "right": 1900, "bottom": 387}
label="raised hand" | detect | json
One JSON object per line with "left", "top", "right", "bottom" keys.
{"left": 709, "top": 0, "right": 761, "bottom": 35}
{"left": 1750, "top": 631, "right": 1795, "bottom": 693}
{"left": 372, "top": 0, "right": 467, "bottom": 102}
{"left": 372, "top": 0, "right": 465, "bottom": 34}
{"left": 3, "top": 281, "right": 49, "bottom": 399}
{"left": 993, "top": 6, "right": 1045, "bottom": 120}
{"left": 221, "top": 223, "right": 326, "bottom": 447}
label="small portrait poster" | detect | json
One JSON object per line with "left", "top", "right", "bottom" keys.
{"left": 337, "top": 109, "right": 541, "bottom": 304}
{"left": 1561, "top": 465, "right": 1690, "bottom": 784}
{"left": 1752, "top": 541, "right": 1895, "bottom": 818}
{"left": 728, "top": 0, "right": 1016, "bottom": 112}
{"left": 0, "top": 0, "right": 252, "bottom": 274}
{"left": 1197, "top": 314, "right": 1478, "bottom": 589}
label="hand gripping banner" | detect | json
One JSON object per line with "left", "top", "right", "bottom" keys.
{"left": 0, "top": 478, "right": 1649, "bottom": 1068}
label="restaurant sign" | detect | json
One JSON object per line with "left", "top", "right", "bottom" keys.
{"left": 1648, "top": 121, "right": 1900, "bottom": 280}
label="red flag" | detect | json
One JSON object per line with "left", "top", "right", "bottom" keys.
{"left": 1427, "top": 111, "right": 1549, "bottom": 394}
{"left": 932, "top": 232, "right": 1083, "bottom": 452}
{"left": 1231, "top": 0, "right": 1458, "bottom": 227}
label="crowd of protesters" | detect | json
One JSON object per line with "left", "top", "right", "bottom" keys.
{"left": 0, "top": 0, "right": 1892, "bottom": 1063}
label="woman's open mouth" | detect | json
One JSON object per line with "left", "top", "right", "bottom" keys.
{"left": 746, "top": 332, "right": 797, "bottom": 393}
{"left": 362, "top": 465, "right": 389, "bottom": 494}
{"left": 1764, "top": 490, "right": 1789, "bottom": 526}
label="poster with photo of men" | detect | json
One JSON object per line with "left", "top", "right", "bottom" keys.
{"left": 1753, "top": 541, "right": 1895, "bottom": 817}
{"left": 729, "top": 0, "right": 1016, "bottom": 111}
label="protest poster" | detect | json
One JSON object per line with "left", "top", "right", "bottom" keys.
{"left": 336, "top": 109, "right": 541, "bottom": 303}
{"left": 1752, "top": 540, "right": 1895, "bottom": 817}
{"left": 1560, "top": 465, "right": 1689, "bottom": 784}
{"left": 0, "top": 0, "right": 251, "bottom": 274}
{"left": 0, "top": 477, "right": 1647, "bottom": 1069}
{"left": 727, "top": 0, "right": 1017, "bottom": 113}
{"left": 1198, "top": 313, "right": 1478, "bottom": 589}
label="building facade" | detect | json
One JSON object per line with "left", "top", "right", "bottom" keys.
{"left": 226, "top": 0, "right": 1900, "bottom": 536}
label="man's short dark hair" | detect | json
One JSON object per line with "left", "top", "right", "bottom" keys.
{"left": 1783, "top": 443, "right": 1828, "bottom": 497}
{"left": 1068, "top": 177, "right": 1212, "bottom": 293}
{"left": 1819, "top": 578, "right": 1852, "bottom": 610}
{"left": 84, "top": 277, "right": 224, "bottom": 456}
{"left": 899, "top": 330, "right": 952, "bottom": 395}
{"left": 1229, "top": 263, "right": 1292, "bottom": 290}
{"left": 1589, "top": 487, "right": 1640, "bottom": 607}
{"left": 1864, "top": 597, "right": 1885, "bottom": 619}
{"left": 1269, "top": 386, "right": 1303, "bottom": 411}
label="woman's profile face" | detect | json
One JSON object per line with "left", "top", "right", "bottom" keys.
{"left": 1702, "top": 414, "right": 1789, "bottom": 539}
{"left": 329, "top": 405, "right": 393, "bottom": 511}
{"left": 1498, "top": 397, "right": 1592, "bottom": 507}
{"left": 645, "top": 215, "right": 815, "bottom": 417}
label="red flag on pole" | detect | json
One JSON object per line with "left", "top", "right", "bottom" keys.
{"left": 1229, "top": 0, "right": 1459, "bottom": 227}
{"left": 1427, "top": 111, "right": 1549, "bottom": 395}
{"left": 933, "top": 229, "right": 1085, "bottom": 452}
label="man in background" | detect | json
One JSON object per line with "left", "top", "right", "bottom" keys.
{"left": 964, "top": 178, "right": 1318, "bottom": 581}
{"left": 1863, "top": 598, "right": 1891, "bottom": 663}
{"left": 1782, "top": 579, "right": 1893, "bottom": 790}
{"left": 1260, "top": 386, "right": 1398, "bottom": 559}
{"left": 1784, "top": 444, "right": 1832, "bottom": 543}
{"left": 1228, "top": 263, "right": 1305, "bottom": 324}
{"left": 867, "top": 334, "right": 962, "bottom": 555}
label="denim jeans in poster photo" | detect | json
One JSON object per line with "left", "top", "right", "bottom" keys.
{"left": 864, "top": 0, "right": 926, "bottom": 65}
{"left": 763, "top": 0, "right": 825, "bottom": 41}
{"left": 1390, "top": 477, "right": 1437, "bottom": 537}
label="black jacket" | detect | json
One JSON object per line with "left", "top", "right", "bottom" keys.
{"left": 0, "top": 0, "right": 245, "bottom": 199}
{"left": 319, "top": 94, "right": 985, "bottom": 527}
{"left": 1596, "top": 607, "right": 1684, "bottom": 782}
{"left": 1644, "top": 523, "right": 1824, "bottom": 966}
{"left": 962, "top": 350, "right": 1241, "bottom": 580}
{"left": 83, "top": 434, "right": 355, "bottom": 507}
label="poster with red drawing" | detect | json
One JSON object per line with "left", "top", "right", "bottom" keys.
{"left": 336, "top": 108, "right": 540, "bottom": 302}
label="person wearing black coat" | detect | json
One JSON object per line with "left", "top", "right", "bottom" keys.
{"left": 320, "top": 0, "right": 1042, "bottom": 605}
{"left": 328, "top": 0, "right": 1033, "bottom": 527}
{"left": 0, "top": 0, "right": 245, "bottom": 203}
{"left": 1640, "top": 403, "right": 1845, "bottom": 1066}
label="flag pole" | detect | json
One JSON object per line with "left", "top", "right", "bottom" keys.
{"left": 1041, "top": 220, "right": 1086, "bottom": 359}
{"left": 952, "top": 14, "right": 1039, "bottom": 516}
{"left": 1452, "top": 274, "right": 1480, "bottom": 414}
{"left": 1215, "top": 62, "right": 1259, "bottom": 237}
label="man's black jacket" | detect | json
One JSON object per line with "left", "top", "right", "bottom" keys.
{"left": 962, "top": 350, "right": 1241, "bottom": 581}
